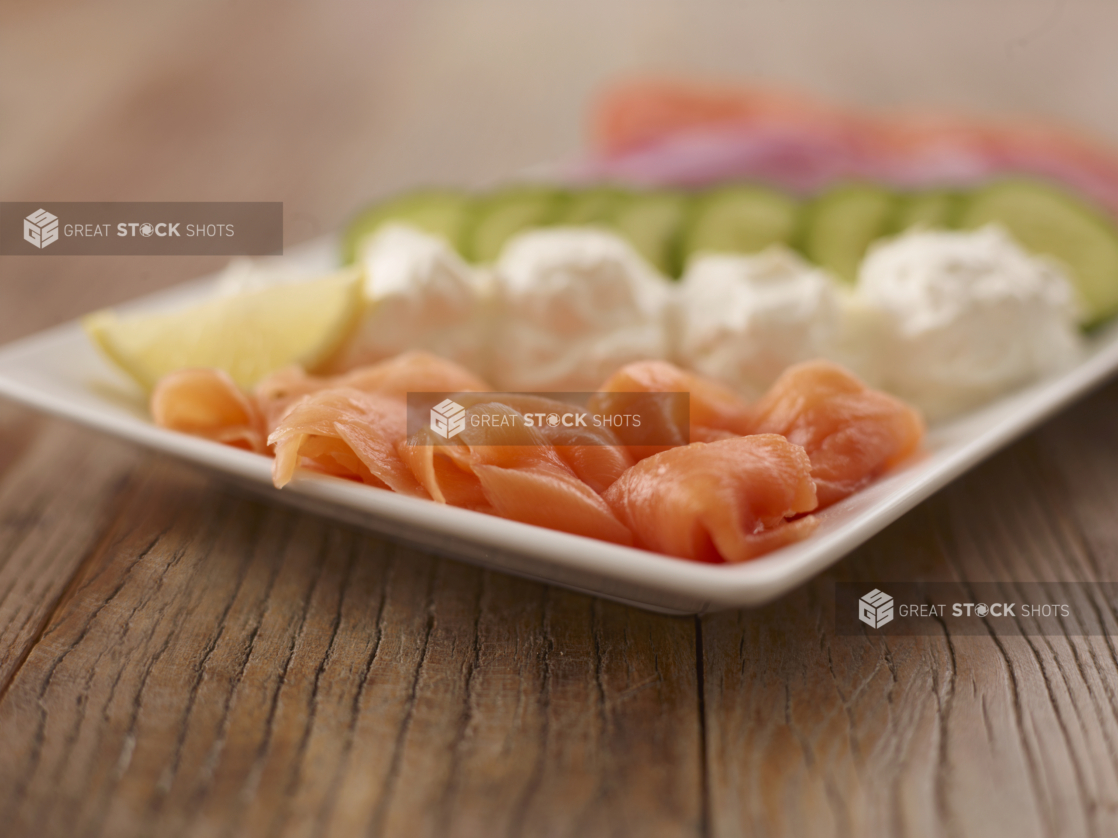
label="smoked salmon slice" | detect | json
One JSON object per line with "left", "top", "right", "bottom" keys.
{"left": 151, "top": 368, "right": 266, "bottom": 453}
{"left": 262, "top": 353, "right": 490, "bottom": 494}
{"left": 446, "top": 393, "right": 634, "bottom": 493}
{"left": 604, "top": 434, "right": 818, "bottom": 563}
{"left": 254, "top": 350, "right": 490, "bottom": 434}
{"left": 402, "top": 401, "right": 634, "bottom": 545}
{"left": 592, "top": 78, "right": 856, "bottom": 157}
{"left": 748, "top": 361, "right": 924, "bottom": 508}
{"left": 589, "top": 360, "right": 754, "bottom": 460}
{"left": 589, "top": 80, "right": 1118, "bottom": 215}
{"left": 152, "top": 352, "right": 491, "bottom": 457}
{"left": 268, "top": 388, "right": 428, "bottom": 496}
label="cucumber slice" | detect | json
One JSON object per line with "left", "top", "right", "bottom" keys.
{"left": 560, "top": 187, "right": 627, "bottom": 226}
{"left": 892, "top": 190, "right": 961, "bottom": 232}
{"left": 803, "top": 184, "right": 898, "bottom": 283}
{"left": 467, "top": 186, "right": 566, "bottom": 264}
{"left": 959, "top": 179, "right": 1118, "bottom": 325}
{"left": 682, "top": 185, "right": 800, "bottom": 265}
{"left": 341, "top": 189, "right": 472, "bottom": 263}
{"left": 611, "top": 190, "right": 692, "bottom": 278}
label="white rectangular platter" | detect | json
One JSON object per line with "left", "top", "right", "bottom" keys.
{"left": 2, "top": 237, "right": 1117, "bottom": 614}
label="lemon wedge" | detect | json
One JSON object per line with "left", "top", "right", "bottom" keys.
{"left": 84, "top": 267, "right": 364, "bottom": 390}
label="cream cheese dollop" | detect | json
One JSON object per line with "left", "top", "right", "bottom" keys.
{"left": 213, "top": 256, "right": 317, "bottom": 295}
{"left": 676, "top": 247, "right": 851, "bottom": 399}
{"left": 329, "top": 224, "right": 488, "bottom": 374}
{"left": 489, "top": 228, "right": 672, "bottom": 390}
{"left": 858, "top": 225, "right": 1083, "bottom": 421}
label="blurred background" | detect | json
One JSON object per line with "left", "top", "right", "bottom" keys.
{"left": 3, "top": 0, "right": 1117, "bottom": 341}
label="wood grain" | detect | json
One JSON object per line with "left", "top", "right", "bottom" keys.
{"left": 0, "top": 407, "right": 141, "bottom": 687}
{"left": 0, "top": 454, "right": 704, "bottom": 838}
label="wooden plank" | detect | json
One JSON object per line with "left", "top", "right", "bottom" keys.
{"left": 0, "top": 409, "right": 142, "bottom": 690}
{"left": 0, "top": 452, "right": 703, "bottom": 838}
{"left": 703, "top": 381, "right": 1118, "bottom": 838}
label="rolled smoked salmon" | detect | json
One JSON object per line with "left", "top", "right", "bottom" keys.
{"left": 604, "top": 434, "right": 819, "bottom": 563}
{"left": 589, "top": 360, "right": 754, "bottom": 460}
{"left": 262, "top": 353, "right": 490, "bottom": 493}
{"left": 268, "top": 388, "right": 428, "bottom": 496}
{"left": 447, "top": 393, "right": 634, "bottom": 493}
{"left": 589, "top": 80, "right": 1118, "bottom": 215}
{"left": 254, "top": 351, "right": 490, "bottom": 434}
{"left": 402, "top": 401, "right": 633, "bottom": 545}
{"left": 151, "top": 368, "right": 266, "bottom": 453}
{"left": 152, "top": 352, "right": 490, "bottom": 457}
{"left": 748, "top": 361, "right": 924, "bottom": 508}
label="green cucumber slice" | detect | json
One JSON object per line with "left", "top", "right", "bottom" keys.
{"left": 341, "top": 189, "right": 472, "bottom": 263}
{"left": 610, "top": 190, "right": 692, "bottom": 278}
{"left": 803, "top": 184, "right": 898, "bottom": 283}
{"left": 892, "top": 190, "right": 961, "bottom": 232}
{"left": 560, "top": 187, "right": 627, "bottom": 226}
{"left": 681, "top": 185, "right": 800, "bottom": 266}
{"left": 959, "top": 179, "right": 1118, "bottom": 325}
{"left": 467, "top": 186, "right": 567, "bottom": 264}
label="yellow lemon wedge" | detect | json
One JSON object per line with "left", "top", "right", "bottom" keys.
{"left": 84, "top": 267, "right": 364, "bottom": 390}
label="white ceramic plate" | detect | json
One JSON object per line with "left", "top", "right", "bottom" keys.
{"left": 2, "top": 237, "right": 1118, "bottom": 614}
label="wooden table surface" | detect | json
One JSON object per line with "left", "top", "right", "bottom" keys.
{"left": 3, "top": 2, "right": 1118, "bottom": 836}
